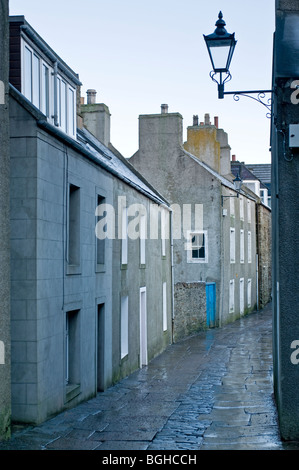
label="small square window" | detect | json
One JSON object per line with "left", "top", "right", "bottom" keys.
{"left": 187, "top": 231, "right": 208, "bottom": 263}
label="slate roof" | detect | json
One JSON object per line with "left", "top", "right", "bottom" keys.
{"left": 231, "top": 161, "right": 268, "bottom": 190}
{"left": 246, "top": 164, "right": 271, "bottom": 184}
{"left": 9, "top": 84, "right": 169, "bottom": 208}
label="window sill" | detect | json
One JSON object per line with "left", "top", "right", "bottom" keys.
{"left": 96, "top": 263, "right": 106, "bottom": 273}
{"left": 65, "top": 383, "right": 81, "bottom": 403}
{"left": 66, "top": 264, "right": 81, "bottom": 275}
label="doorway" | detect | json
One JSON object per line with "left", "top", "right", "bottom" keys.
{"left": 139, "top": 287, "right": 148, "bottom": 367}
{"left": 97, "top": 303, "right": 105, "bottom": 391}
{"left": 206, "top": 282, "right": 216, "bottom": 327}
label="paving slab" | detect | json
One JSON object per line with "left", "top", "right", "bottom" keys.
{"left": 1, "top": 303, "right": 299, "bottom": 452}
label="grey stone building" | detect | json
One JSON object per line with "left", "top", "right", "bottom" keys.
{"left": 8, "top": 16, "right": 173, "bottom": 425}
{"left": 0, "top": 0, "right": 11, "bottom": 440}
{"left": 130, "top": 109, "right": 261, "bottom": 340}
{"left": 271, "top": 0, "right": 299, "bottom": 441}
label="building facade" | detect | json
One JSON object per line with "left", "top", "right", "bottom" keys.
{"left": 0, "top": 0, "right": 11, "bottom": 440}
{"left": 130, "top": 109, "right": 261, "bottom": 340}
{"left": 8, "top": 16, "right": 173, "bottom": 425}
{"left": 271, "top": 0, "right": 299, "bottom": 440}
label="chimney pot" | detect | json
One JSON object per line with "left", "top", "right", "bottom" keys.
{"left": 232, "top": 154, "right": 236, "bottom": 161}
{"left": 204, "top": 113, "right": 210, "bottom": 125}
{"left": 161, "top": 104, "right": 168, "bottom": 114}
{"left": 86, "top": 89, "right": 97, "bottom": 105}
{"left": 214, "top": 116, "right": 219, "bottom": 128}
{"left": 193, "top": 115, "right": 199, "bottom": 126}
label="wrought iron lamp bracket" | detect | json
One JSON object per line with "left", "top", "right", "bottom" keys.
{"left": 221, "top": 193, "right": 240, "bottom": 207}
{"left": 223, "top": 89, "right": 274, "bottom": 118}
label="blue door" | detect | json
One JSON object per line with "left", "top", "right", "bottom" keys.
{"left": 206, "top": 282, "right": 216, "bottom": 327}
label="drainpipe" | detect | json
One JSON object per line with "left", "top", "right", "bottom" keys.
{"left": 52, "top": 61, "right": 59, "bottom": 127}
{"left": 256, "top": 253, "right": 259, "bottom": 310}
{"left": 170, "top": 209, "right": 175, "bottom": 343}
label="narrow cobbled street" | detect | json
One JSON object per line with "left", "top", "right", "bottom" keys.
{"left": 1, "top": 302, "right": 298, "bottom": 451}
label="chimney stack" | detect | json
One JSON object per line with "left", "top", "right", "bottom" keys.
{"left": 81, "top": 88, "right": 111, "bottom": 146}
{"left": 86, "top": 89, "right": 97, "bottom": 105}
{"left": 161, "top": 104, "right": 169, "bottom": 114}
{"left": 204, "top": 113, "right": 211, "bottom": 125}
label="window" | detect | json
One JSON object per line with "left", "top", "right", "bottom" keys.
{"left": 22, "top": 39, "right": 77, "bottom": 138}
{"left": 41, "top": 64, "right": 49, "bottom": 117}
{"left": 247, "top": 200, "right": 251, "bottom": 223}
{"left": 121, "top": 296, "right": 129, "bottom": 359}
{"left": 68, "top": 184, "right": 80, "bottom": 267}
{"left": 240, "top": 196, "right": 244, "bottom": 220}
{"left": 24, "top": 46, "right": 32, "bottom": 101}
{"left": 32, "top": 54, "right": 40, "bottom": 108}
{"left": 96, "top": 195, "right": 105, "bottom": 266}
{"left": 121, "top": 207, "right": 128, "bottom": 265}
{"left": 248, "top": 231, "right": 252, "bottom": 264}
{"left": 187, "top": 231, "right": 208, "bottom": 263}
{"left": 140, "top": 214, "right": 146, "bottom": 265}
{"left": 230, "top": 228, "right": 235, "bottom": 264}
{"left": 65, "top": 310, "right": 80, "bottom": 387}
{"left": 229, "top": 280, "right": 235, "bottom": 313}
{"left": 230, "top": 194, "right": 235, "bottom": 217}
{"left": 161, "top": 208, "right": 166, "bottom": 257}
{"left": 163, "top": 282, "right": 167, "bottom": 332}
{"left": 61, "top": 80, "right": 67, "bottom": 132}
{"left": 68, "top": 87, "right": 75, "bottom": 136}
{"left": 247, "top": 279, "right": 252, "bottom": 308}
{"left": 240, "top": 229, "right": 245, "bottom": 264}
{"left": 240, "top": 278, "right": 245, "bottom": 315}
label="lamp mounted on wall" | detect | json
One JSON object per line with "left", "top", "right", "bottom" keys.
{"left": 221, "top": 173, "right": 243, "bottom": 206}
{"left": 203, "top": 12, "right": 273, "bottom": 117}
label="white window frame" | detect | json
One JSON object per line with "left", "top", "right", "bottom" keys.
{"left": 21, "top": 38, "right": 76, "bottom": 138}
{"left": 162, "top": 282, "right": 167, "bottom": 332}
{"left": 240, "top": 278, "right": 245, "bottom": 315}
{"left": 240, "top": 229, "right": 245, "bottom": 264}
{"left": 229, "top": 280, "right": 235, "bottom": 313}
{"left": 247, "top": 200, "right": 251, "bottom": 223}
{"left": 120, "top": 296, "right": 129, "bottom": 359}
{"left": 247, "top": 279, "right": 252, "bottom": 308}
{"left": 240, "top": 196, "right": 244, "bottom": 220}
{"left": 140, "top": 214, "right": 146, "bottom": 265}
{"left": 186, "top": 230, "right": 208, "bottom": 263}
{"left": 230, "top": 227, "right": 235, "bottom": 264}
{"left": 230, "top": 193, "right": 235, "bottom": 217}
{"left": 121, "top": 207, "right": 128, "bottom": 265}
{"left": 161, "top": 208, "right": 166, "bottom": 257}
{"left": 248, "top": 231, "right": 252, "bottom": 264}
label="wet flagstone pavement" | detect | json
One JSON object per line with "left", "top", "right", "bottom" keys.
{"left": 1, "top": 302, "right": 299, "bottom": 451}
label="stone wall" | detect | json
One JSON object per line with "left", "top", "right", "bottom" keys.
{"left": 0, "top": 0, "right": 11, "bottom": 440}
{"left": 256, "top": 203, "right": 272, "bottom": 308}
{"left": 173, "top": 282, "right": 206, "bottom": 342}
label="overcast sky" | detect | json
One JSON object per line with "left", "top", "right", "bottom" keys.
{"left": 9, "top": 0, "right": 275, "bottom": 163}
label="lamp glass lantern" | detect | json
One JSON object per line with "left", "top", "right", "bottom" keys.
{"left": 203, "top": 12, "right": 237, "bottom": 98}
{"left": 233, "top": 173, "right": 242, "bottom": 192}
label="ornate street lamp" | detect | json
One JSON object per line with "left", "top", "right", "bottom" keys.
{"left": 204, "top": 12, "right": 273, "bottom": 116}
{"left": 221, "top": 173, "right": 243, "bottom": 206}
{"left": 203, "top": 11, "right": 237, "bottom": 99}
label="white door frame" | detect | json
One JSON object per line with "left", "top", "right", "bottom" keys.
{"left": 139, "top": 287, "right": 148, "bottom": 367}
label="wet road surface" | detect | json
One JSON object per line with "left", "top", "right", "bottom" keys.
{"left": 1, "top": 302, "right": 299, "bottom": 451}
